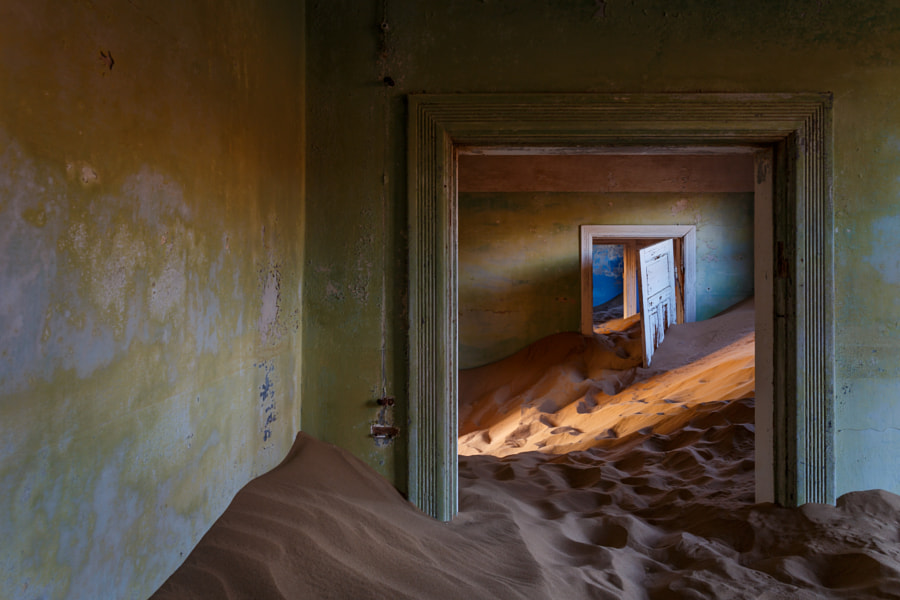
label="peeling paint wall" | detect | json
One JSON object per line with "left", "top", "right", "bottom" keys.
{"left": 458, "top": 192, "right": 754, "bottom": 368}
{"left": 0, "top": 2, "right": 305, "bottom": 598}
{"left": 305, "top": 0, "right": 900, "bottom": 500}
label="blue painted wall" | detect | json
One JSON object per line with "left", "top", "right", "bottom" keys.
{"left": 593, "top": 245, "right": 624, "bottom": 306}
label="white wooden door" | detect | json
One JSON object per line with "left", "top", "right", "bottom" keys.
{"left": 639, "top": 239, "right": 677, "bottom": 368}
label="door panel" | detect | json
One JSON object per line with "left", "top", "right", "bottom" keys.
{"left": 639, "top": 239, "right": 676, "bottom": 367}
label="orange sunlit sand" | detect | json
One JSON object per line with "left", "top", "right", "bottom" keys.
{"left": 459, "top": 299, "right": 755, "bottom": 457}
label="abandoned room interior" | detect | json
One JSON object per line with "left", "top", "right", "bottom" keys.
{"left": 3, "top": 1, "right": 900, "bottom": 598}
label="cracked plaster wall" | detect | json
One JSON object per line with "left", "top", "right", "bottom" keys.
{"left": 0, "top": 2, "right": 305, "bottom": 598}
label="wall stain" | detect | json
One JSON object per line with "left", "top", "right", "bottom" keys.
{"left": 22, "top": 204, "right": 47, "bottom": 227}
{"left": 98, "top": 49, "right": 114, "bottom": 72}
{"left": 864, "top": 214, "right": 900, "bottom": 285}
{"left": 256, "top": 361, "right": 277, "bottom": 443}
{"left": 258, "top": 260, "right": 282, "bottom": 345}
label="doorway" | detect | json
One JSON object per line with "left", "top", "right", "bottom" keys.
{"left": 408, "top": 93, "right": 834, "bottom": 521}
{"left": 579, "top": 225, "right": 698, "bottom": 335}
{"left": 591, "top": 243, "right": 626, "bottom": 325}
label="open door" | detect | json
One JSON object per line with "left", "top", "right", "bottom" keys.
{"left": 639, "top": 239, "right": 677, "bottom": 368}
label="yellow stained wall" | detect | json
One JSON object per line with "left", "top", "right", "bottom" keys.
{"left": 304, "top": 1, "right": 900, "bottom": 501}
{"left": 0, "top": 2, "right": 304, "bottom": 598}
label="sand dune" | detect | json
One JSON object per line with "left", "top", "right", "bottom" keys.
{"left": 459, "top": 298, "right": 755, "bottom": 457}
{"left": 154, "top": 300, "right": 900, "bottom": 599}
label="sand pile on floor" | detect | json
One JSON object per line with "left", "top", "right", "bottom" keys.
{"left": 460, "top": 400, "right": 900, "bottom": 598}
{"left": 153, "top": 432, "right": 556, "bottom": 599}
{"left": 458, "top": 298, "right": 756, "bottom": 457}
{"left": 592, "top": 293, "right": 624, "bottom": 323}
{"left": 154, "top": 300, "right": 900, "bottom": 599}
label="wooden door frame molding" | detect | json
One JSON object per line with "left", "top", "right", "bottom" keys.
{"left": 408, "top": 93, "right": 834, "bottom": 520}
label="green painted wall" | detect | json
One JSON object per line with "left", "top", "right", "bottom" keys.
{"left": 458, "top": 191, "right": 754, "bottom": 368}
{"left": 0, "top": 2, "right": 305, "bottom": 598}
{"left": 305, "top": 1, "right": 900, "bottom": 500}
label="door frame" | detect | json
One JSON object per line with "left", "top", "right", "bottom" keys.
{"left": 408, "top": 93, "right": 834, "bottom": 521}
{"left": 580, "top": 225, "right": 697, "bottom": 334}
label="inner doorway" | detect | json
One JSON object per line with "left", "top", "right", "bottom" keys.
{"left": 591, "top": 243, "right": 626, "bottom": 324}
{"left": 580, "top": 225, "right": 697, "bottom": 329}
{"left": 408, "top": 93, "right": 834, "bottom": 521}
{"left": 456, "top": 155, "right": 760, "bottom": 480}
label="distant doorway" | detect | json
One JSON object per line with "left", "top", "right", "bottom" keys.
{"left": 580, "top": 225, "right": 697, "bottom": 336}
{"left": 590, "top": 243, "right": 626, "bottom": 324}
